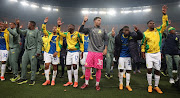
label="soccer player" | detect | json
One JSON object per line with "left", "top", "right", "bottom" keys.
{"left": 141, "top": 5, "right": 169, "bottom": 94}
{"left": 105, "top": 27, "right": 115, "bottom": 79}
{"left": 164, "top": 27, "right": 180, "bottom": 84}
{"left": 41, "top": 35, "right": 51, "bottom": 76}
{"left": 57, "top": 18, "right": 84, "bottom": 88}
{"left": 42, "top": 17, "right": 63, "bottom": 86}
{"left": 80, "top": 29, "right": 93, "bottom": 80}
{"left": 6, "top": 22, "right": 21, "bottom": 82}
{"left": 115, "top": 25, "right": 142, "bottom": 91}
{"left": 79, "top": 16, "right": 108, "bottom": 91}
{"left": 16, "top": 19, "right": 42, "bottom": 85}
{"left": 0, "top": 22, "right": 9, "bottom": 81}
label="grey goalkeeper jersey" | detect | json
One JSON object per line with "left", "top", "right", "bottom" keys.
{"left": 79, "top": 25, "right": 108, "bottom": 52}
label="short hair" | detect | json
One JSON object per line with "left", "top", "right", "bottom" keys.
{"left": 147, "top": 20, "right": 154, "bottom": 24}
{"left": 123, "top": 26, "right": 129, "bottom": 30}
{"left": 10, "top": 22, "right": 16, "bottom": 25}
{"left": 94, "top": 17, "right": 101, "bottom": 21}
{"left": 29, "top": 21, "right": 36, "bottom": 27}
{"left": 119, "top": 28, "right": 123, "bottom": 34}
{"left": 69, "top": 24, "right": 75, "bottom": 27}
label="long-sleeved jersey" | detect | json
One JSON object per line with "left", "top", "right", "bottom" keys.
{"left": 42, "top": 23, "right": 63, "bottom": 57}
{"left": 57, "top": 27, "right": 84, "bottom": 52}
{"left": 141, "top": 14, "right": 168, "bottom": 53}
{"left": 79, "top": 25, "right": 108, "bottom": 53}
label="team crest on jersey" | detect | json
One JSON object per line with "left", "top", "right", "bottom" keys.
{"left": 98, "top": 30, "right": 102, "bottom": 34}
{"left": 129, "top": 36, "right": 133, "bottom": 40}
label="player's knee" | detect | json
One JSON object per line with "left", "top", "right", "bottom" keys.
{"left": 126, "top": 70, "right": 131, "bottom": 73}
{"left": 147, "top": 69, "right": 152, "bottom": 74}
{"left": 45, "top": 65, "right": 49, "bottom": 70}
{"left": 155, "top": 69, "right": 160, "bottom": 75}
{"left": 86, "top": 67, "right": 91, "bottom": 69}
{"left": 120, "top": 69, "right": 124, "bottom": 72}
{"left": 66, "top": 65, "right": 71, "bottom": 70}
{"left": 1, "top": 61, "right": 6, "bottom": 64}
{"left": 53, "top": 65, "right": 57, "bottom": 70}
{"left": 73, "top": 64, "right": 77, "bottom": 70}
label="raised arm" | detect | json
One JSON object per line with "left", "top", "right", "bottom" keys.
{"left": 79, "top": 15, "right": 90, "bottom": 34}
{"left": 156, "top": 5, "right": 169, "bottom": 33}
{"left": 16, "top": 19, "right": 27, "bottom": 36}
{"left": 42, "top": 17, "right": 52, "bottom": 36}
{"left": 131, "top": 25, "right": 143, "bottom": 40}
{"left": 7, "top": 28, "right": 19, "bottom": 37}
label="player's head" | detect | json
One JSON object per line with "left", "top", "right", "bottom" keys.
{"left": 28, "top": 21, "right": 36, "bottom": 30}
{"left": 122, "top": 26, "right": 130, "bottom": 36}
{"left": 9, "top": 22, "right": 16, "bottom": 29}
{"left": 52, "top": 26, "right": 57, "bottom": 33}
{"left": 147, "top": 20, "right": 155, "bottom": 30}
{"left": 168, "top": 27, "right": 176, "bottom": 34}
{"left": 0, "top": 23, "right": 6, "bottom": 31}
{"left": 68, "top": 24, "right": 75, "bottom": 32}
{"left": 94, "top": 17, "right": 101, "bottom": 27}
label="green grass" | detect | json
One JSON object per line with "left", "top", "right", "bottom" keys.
{"left": 0, "top": 65, "right": 180, "bottom": 98}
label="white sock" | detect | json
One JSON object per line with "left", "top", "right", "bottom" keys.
{"left": 49, "top": 64, "right": 51, "bottom": 72}
{"left": 90, "top": 68, "right": 92, "bottom": 75}
{"left": 74, "top": 69, "right": 78, "bottom": 82}
{"left": 111, "top": 66, "right": 114, "bottom": 70}
{"left": 126, "top": 73, "right": 131, "bottom": 86}
{"left": 155, "top": 75, "right": 160, "bottom": 87}
{"left": 147, "top": 73, "right": 152, "bottom": 86}
{"left": 119, "top": 72, "right": 123, "bottom": 84}
{"left": 96, "top": 82, "right": 99, "bottom": 86}
{"left": 85, "top": 80, "right": 89, "bottom": 85}
{"left": 45, "top": 69, "right": 50, "bottom": 80}
{"left": 52, "top": 70, "right": 57, "bottom": 81}
{"left": 123, "top": 69, "right": 126, "bottom": 74}
{"left": 82, "top": 66, "right": 85, "bottom": 75}
{"left": 71, "top": 66, "right": 74, "bottom": 75}
{"left": 1, "top": 64, "right": 6, "bottom": 77}
{"left": 67, "top": 70, "right": 72, "bottom": 82}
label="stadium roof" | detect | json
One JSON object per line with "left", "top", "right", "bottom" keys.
{"left": 28, "top": 0, "right": 180, "bottom": 8}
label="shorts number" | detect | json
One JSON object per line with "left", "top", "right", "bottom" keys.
{"left": 3, "top": 53, "right": 7, "bottom": 58}
{"left": 54, "top": 57, "right": 57, "bottom": 60}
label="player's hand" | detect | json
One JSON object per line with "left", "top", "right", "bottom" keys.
{"left": 19, "top": 25, "right": 23, "bottom": 29}
{"left": 36, "top": 53, "right": 40, "bottom": 57}
{"left": 103, "top": 48, "right": 107, "bottom": 55}
{"left": 83, "top": 15, "right": 88, "bottom": 22}
{"left": 142, "top": 52, "right": 145, "bottom": 59}
{"left": 35, "top": 27, "right": 38, "bottom": 30}
{"left": 168, "top": 20, "right": 171, "bottom": 25}
{"left": 4, "top": 22, "right": 8, "bottom": 28}
{"left": 133, "top": 25, "right": 139, "bottom": 32}
{"left": 44, "top": 17, "right": 48, "bottom": 23}
{"left": 162, "top": 5, "right": 168, "bottom": 15}
{"left": 57, "top": 17, "right": 64, "bottom": 26}
{"left": 81, "top": 52, "right": 83, "bottom": 59}
{"left": 53, "top": 52, "right": 58, "bottom": 57}
{"left": 15, "top": 19, "right": 20, "bottom": 25}
{"left": 112, "top": 27, "right": 115, "bottom": 36}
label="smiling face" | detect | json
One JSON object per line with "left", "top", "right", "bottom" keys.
{"left": 9, "top": 22, "right": 16, "bottom": 29}
{"left": 52, "top": 26, "right": 57, "bottom": 33}
{"left": 68, "top": 24, "right": 75, "bottom": 32}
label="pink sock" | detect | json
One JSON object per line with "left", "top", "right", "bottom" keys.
{"left": 85, "top": 68, "right": 91, "bottom": 80}
{"left": 96, "top": 69, "right": 101, "bottom": 82}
